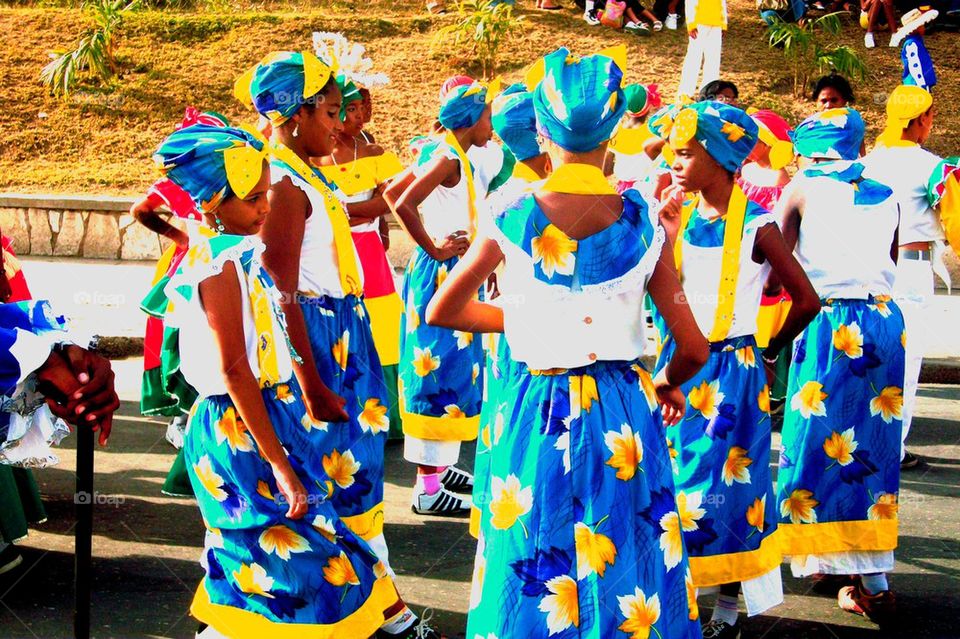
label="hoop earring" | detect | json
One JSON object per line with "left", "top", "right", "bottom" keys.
{"left": 292, "top": 124, "right": 299, "bottom": 138}
{"left": 214, "top": 216, "right": 225, "bottom": 233}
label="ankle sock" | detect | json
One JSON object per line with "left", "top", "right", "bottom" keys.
{"left": 861, "top": 572, "right": 889, "bottom": 594}
{"left": 711, "top": 593, "right": 739, "bottom": 626}
{"left": 381, "top": 606, "right": 417, "bottom": 634}
{"left": 419, "top": 473, "right": 442, "bottom": 496}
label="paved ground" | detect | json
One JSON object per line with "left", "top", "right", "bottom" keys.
{"left": 0, "top": 356, "right": 958, "bottom": 639}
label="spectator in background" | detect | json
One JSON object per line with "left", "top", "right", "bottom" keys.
{"left": 891, "top": 7, "right": 939, "bottom": 92}
{"left": 759, "top": 0, "right": 806, "bottom": 23}
{"left": 698, "top": 78, "right": 739, "bottom": 104}
{"left": 813, "top": 73, "right": 855, "bottom": 110}
{"left": 677, "top": 0, "right": 729, "bottom": 99}
{"left": 864, "top": 0, "right": 900, "bottom": 47}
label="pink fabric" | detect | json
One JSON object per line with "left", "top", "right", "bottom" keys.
{"left": 750, "top": 110, "right": 793, "bottom": 142}
{"left": 738, "top": 176, "right": 784, "bottom": 212}
{"left": 420, "top": 473, "right": 442, "bottom": 496}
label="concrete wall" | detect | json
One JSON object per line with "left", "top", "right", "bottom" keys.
{"left": 1, "top": 193, "right": 957, "bottom": 290}
{"left": 0, "top": 193, "right": 416, "bottom": 266}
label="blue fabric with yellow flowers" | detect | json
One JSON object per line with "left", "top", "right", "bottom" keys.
{"left": 533, "top": 47, "right": 627, "bottom": 153}
{"left": 466, "top": 190, "right": 701, "bottom": 639}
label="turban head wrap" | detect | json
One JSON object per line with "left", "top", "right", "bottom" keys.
{"left": 878, "top": 84, "right": 933, "bottom": 147}
{"left": 668, "top": 101, "right": 759, "bottom": 172}
{"left": 438, "top": 81, "right": 489, "bottom": 130}
{"left": 336, "top": 73, "right": 362, "bottom": 121}
{"left": 792, "top": 107, "right": 864, "bottom": 161}
{"left": 532, "top": 47, "right": 626, "bottom": 153}
{"left": 492, "top": 89, "right": 541, "bottom": 161}
{"left": 152, "top": 125, "right": 268, "bottom": 214}
{"left": 236, "top": 51, "right": 335, "bottom": 125}
{"left": 749, "top": 109, "right": 794, "bottom": 170}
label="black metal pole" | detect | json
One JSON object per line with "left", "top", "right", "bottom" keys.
{"left": 74, "top": 424, "right": 94, "bottom": 639}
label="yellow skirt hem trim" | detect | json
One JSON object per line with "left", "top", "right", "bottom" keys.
{"left": 191, "top": 574, "right": 396, "bottom": 639}
{"left": 340, "top": 501, "right": 386, "bottom": 541}
{"left": 399, "top": 407, "right": 480, "bottom": 441}
{"left": 689, "top": 529, "right": 783, "bottom": 588}
{"left": 777, "top": 519, "right": 898, "bottom": 556}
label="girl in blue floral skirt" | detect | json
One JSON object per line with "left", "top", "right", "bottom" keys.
{"left": 236, "top": 51, "right": 395, "bottom": 570}
{"left": 144, "top": 123, "right": 442, "bottom": 638}
{"left": 654, "top": 101, "right": 821, "bottom": 638}
{"left": 773, "top": 108, "right": 904, "bottom": 626}
{"left": 384, "top": 78, "right": 495, "bottom": 516}
{"left": 428, "top": 46, "right": 709, "bottom": 639}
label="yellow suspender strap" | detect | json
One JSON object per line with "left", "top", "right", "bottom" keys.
{"left": 249, "top": 273, "right": 281, "bottom": 386}
{"left": 443, "top": 132, "right": 478, "bottom": 240}
{"left": 709, "top": 185, "right": 748, "bottom": 342}
{"left": 270, "top": 143, "right": 363, "bottom": 297}
{"left": 673, "top": 185, "right": 749, "bottom": 342}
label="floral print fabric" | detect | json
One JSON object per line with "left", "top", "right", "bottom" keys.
{"left": 776, "top": 297, "right": 905, "bottom": 555}
{"left": 299, "top": 295, "right": 389, "bottom": 541}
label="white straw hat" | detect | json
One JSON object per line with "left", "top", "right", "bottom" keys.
{"left": 890, "top": 7, "right": 939, "bottom": 47}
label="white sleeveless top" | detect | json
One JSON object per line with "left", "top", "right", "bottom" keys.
{"left": 271, "top": 163, "right": 364, "bottom": 299}
{"left": 414, "top": 141, "right": 484, "bottom": 244}
{"left": 168, "top": 228, "right": 294, "bottom": 398}
{"left": 680, "top": 204, "right": 776, "bottom": 340}
{"left": 780, "top": 168, "right": 899, "bottom": 299}
{"left": 485, "top": 190, "right": 664, "bottom": 370}
{"left": 861, "top": 143, "right": 943, "bottom": 245}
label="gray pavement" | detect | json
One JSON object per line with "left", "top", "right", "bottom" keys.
{"left": 0, "top": 357, "right": 958, "bottom": 638}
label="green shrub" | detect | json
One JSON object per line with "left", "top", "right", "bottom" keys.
{"left": 431, "top": 0, "right": 525, "bottom": 79}
{"left": 40, "top": 0, "right": 138, "bottom": 96}
{"left": 766, "top": 12, "right": 869, "bottom": 98}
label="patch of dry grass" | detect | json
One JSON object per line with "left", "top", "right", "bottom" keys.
{"left": 0, "top": 1, "right": 957, "bottom": 194}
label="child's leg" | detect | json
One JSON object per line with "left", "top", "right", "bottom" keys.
{"left": 700, "top": 25, "right": 723, "bottom": 90}
{"left": 881, "top": 0, "right": 897, "bottom": 32}
{"left": 642, "top": 7, "right": 659, "bottom": 22}
{"left": 678, "top": 32, "right": 705, "bottom": 98}
{"left": 711, "top": 582, "right": 742, "bottom": 626}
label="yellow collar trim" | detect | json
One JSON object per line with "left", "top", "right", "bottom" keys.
{"left": 542, "top": 163, "right": 616, "bottom": 195}
{"left": 512, "top": 161, "right": 542, "bottom": 183}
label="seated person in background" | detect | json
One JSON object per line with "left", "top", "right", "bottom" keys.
{"left": 812, "top": 73, "right": 855, "bottom": 110}
{"left": 698, "top": 79, "right": 739, "bottom": 105}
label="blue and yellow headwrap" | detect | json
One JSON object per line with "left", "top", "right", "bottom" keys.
{"left": 531, "top": 47, "right": 626, "bottom": 153}
{"left": 792, "top": 107, "right": 864, "bottom": 161}
{"left": 491, "top": 88, "right": 541, "bottom": 161}
{"left": 438, "top": 82, "right": 490, "bottom": 130}
{"left": 235, "top": 51, "right": 335, "bottom": 125}
{"left": 152, "top": 125, "right": 268, "bottom": 213}
{"left": 668, "top": 101, "right": 759, "bottom": 172}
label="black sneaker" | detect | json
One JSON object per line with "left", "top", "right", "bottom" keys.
{"left": 703, "top": 619, "right": 741, "bottom": 639}
{"left": 439, "top": 466, "right": 474, "bottom": 493}
{"left": 411, "top": 486, "right": 472, "bottom": 517}
{"left": 900, "top": 451, "right": 921, "bottom": 470}
{"left": 0, "top": 544, "right": 23, "bottom": 577}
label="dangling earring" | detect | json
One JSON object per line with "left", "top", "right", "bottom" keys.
{"left": 292, "top": 124, "right": 299, "bottom": 138}
{"left": 214, "top": 216, "right": 225, "bottom": 233}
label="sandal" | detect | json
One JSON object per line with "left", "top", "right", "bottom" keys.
{"left": 426, "top": 1, "right": 447, "bottom": 14}
{"left": 653, "top": 20, "right": 663, "bottom": 30}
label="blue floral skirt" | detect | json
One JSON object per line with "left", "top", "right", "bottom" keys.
{"left": 300, "top": 295, "right": 388, "bottom": 542}
{"left": 776, "top": 297, "right": 905, "bottom": 557}
{"left": 467, "top": 358, "right": 701, "bottom": 639}
{"left": 398, "top": 247, "right": 484, "bottom": 443}
{"left": 656, "top": 335, "right": 781, "bottom": 589}
{"left": 470, "top": 332, "right": 520, "bottom": 538}
{"left": 184, "top": 383, "right": 396, "bottom": 635}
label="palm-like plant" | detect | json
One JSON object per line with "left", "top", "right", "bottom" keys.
{"left": 766, "top": 13, "right": 868, "bottom": 97}
{"left": 431, "top": 0, "right": 526, "bottom": 79}
{"left": 40, "top": 0, "right": 138, "bottom": 97}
